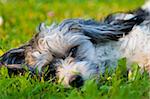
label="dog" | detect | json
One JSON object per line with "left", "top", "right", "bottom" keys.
{"left": 0, "top": 1, "right": 150, "bottom": 88}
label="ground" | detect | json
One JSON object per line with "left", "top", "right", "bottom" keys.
{"left": 0, "top": 0, "right": 149, "bottom": 99}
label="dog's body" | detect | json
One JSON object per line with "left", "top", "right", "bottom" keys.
{"left": 0, "top": 1, "right": 150, "bottom": 87}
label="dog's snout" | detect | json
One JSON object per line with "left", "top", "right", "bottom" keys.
{"left": 69, "top": 75, "right": 84, "bottom": 88}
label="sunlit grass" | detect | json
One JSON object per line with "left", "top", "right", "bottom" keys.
{"left": 0, "top": 0, "right": 149, "bottom": 99}
{"left": 0, "top": 59, "right": 149, "bottom": 99}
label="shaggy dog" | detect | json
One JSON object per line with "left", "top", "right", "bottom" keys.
{"left": 0, "top": 1, "right": 150, "bottom": 87}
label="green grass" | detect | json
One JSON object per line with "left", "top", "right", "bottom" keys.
{"left": 0, "top": 0, "right": 149, "bottom": 99}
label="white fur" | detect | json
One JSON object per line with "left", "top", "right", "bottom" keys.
{"left": 120, "top": 22, "right": 150, "bottom": 71}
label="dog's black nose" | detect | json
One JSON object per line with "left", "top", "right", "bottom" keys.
{"left": 69, "top": 75, "right": 84, "bottom": 88}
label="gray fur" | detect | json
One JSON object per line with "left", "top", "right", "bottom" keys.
{"left": 0, "top": 0, "right": 150, "bottom": 87}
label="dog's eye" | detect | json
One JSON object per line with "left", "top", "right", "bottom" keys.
{"left": 69, "top": 46, "right": 78, "bottom": 58}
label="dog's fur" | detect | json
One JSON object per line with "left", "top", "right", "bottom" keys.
{"left": 0, "top": 1, "right": 150, "bottom": 87}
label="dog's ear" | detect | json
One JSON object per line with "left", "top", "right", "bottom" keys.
{"left": 78, "top": 13, "right": 145, "bottom": 43}
{"left": 0, "top": 46, "right": 26, "bottom": 69}
{"left": 62, "top": 17, "right": 145, "bottom": 43}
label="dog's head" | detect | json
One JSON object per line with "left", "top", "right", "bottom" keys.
{"left": 36, "top": 20, "right": 99, "bottom": 87}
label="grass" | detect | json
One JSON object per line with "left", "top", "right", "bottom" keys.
{"left": 0, "top": 0, "right": 149, "bottom": 99}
